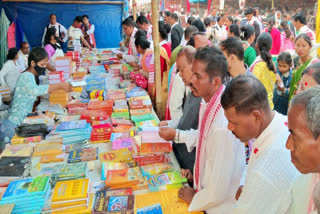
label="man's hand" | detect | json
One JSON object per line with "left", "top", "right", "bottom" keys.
{"left": 181, "top": 169, "right": 193, "bottom": 183}
{"left": 60, "top": 82, "right": 73, "bottom": 93}
{"left": 159, "top": 121, "right": 168, "bottom": 127}
{"left": 117, "top": 53, "right": 123, "bottom": 59}
{"left": 178, "top": 186, "right": 195, "bottom": 204}
{"left": 159, "top": 127, "right": 176, "bottom": 141}
{"left": 235, "top": 185, "right": 243, "bottom": 200}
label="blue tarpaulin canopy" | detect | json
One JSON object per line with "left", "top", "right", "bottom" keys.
{"left": 0, "top": 0, "right": 124, "bottom": 48}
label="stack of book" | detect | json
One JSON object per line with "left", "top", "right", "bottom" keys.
{"left": 91, "top": 123, "right": 112, "bottom": 143}
{"left": 67, "top": 103, "right": 88, "bottom": 115}
{"left": 140, "top": 131, "right": 172, "bottom": 153}
{"left": 105, "top": 92, "right": 126, "bottom": 101}
{"left": 49, "top": 89, "right": 69, "bottom": 107}
{"left": 51, "top": 178, "right": 90, "bottom": 213}
{"left": 55, "top": 56, "right": 72, "bottom": 80}
{"left": 88, "top": 100, "right": 113, "bottom": 117}
{"left": 0, "top": 175, "right": 50, "bottom": 213}
{"left": 80, "top": 110, "right": 109, "bottom": 124}
{"left": 48, "top": 71, "right": 64, "bottom": 84}
{"left": 55, "top": 120, "right": 92, "bottom": 145}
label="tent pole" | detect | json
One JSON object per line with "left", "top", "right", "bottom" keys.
{"left": 152, "top": 0, "right": 162, "bottom": 119}
{"left": 133, "top": 0, "right": 137, "bottom": 20}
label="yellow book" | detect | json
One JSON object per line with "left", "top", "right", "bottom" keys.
{"left": 52, "top": 178, "right": 89, "bottom": 204}
{"left": 33, "top": 142, "right": 63, "bottom": 157}
{"left": 51, "top": 199, "right": 87, "bottom": 209}
{"left": 135, "top": 189, "right": 204, "bottom": 214}
{"left": 53, "top": 193, "right": 94, "bottom": 214}
{"left": 0, "top": 144, "right": 33, "bottom": 157}
{"left": 0, "top": 204, "right": 14, "bottom": 214}
{"left": 99, "top": 148, "right": 133, "bottom": 163}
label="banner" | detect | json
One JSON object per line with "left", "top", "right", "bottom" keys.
{"left": 187, "top": 0, "right": 190, "bottom": 13}
{"left": 219, "top": 0, "right": 224, "bottom": 10}
{"left": 207, "top": 0, "right": 212, "bottom": 14}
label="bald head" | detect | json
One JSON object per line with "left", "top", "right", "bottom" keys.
{"left": 176, "top": 46, "right": 196, "bottom": 86}
{"left": 177, "top": 45, "right": 196, "bottom": 64}
{"left": 194, "top": 33, "right": 209, "bottom": 49}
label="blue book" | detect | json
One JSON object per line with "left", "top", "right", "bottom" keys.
{"left": 56, "top": 120, "right": 87, "bottom": 131}
{"left": 137, "top": 203, "right": 163, "bottom": 214}
{"left": 2, "top": 176, "right": 50, "bottom": 201}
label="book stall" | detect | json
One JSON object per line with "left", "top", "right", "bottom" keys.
{"left": 0, "top": 48, "right": 203, "bottom": 214}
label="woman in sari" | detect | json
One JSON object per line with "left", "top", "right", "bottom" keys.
{"left": 289, "top": 33, "right": 320, "bottom": 101}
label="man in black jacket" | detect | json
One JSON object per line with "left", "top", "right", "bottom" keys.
{"left": 169, "top": 13, "right": 184, "bottom": 51}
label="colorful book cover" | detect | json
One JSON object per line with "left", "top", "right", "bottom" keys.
{"left": 147, "top": 172, "right": 187, "bottom": 192}
{"left": 99, "top": 148, "right": 133, "bottom": 163}
{"left": 68, "top": 147, "right": 98, "bottom": 163}
{"left": 63, "top": 141, "right": 90, "bottom": 153}
{"left": 111, "top": 112, "right": 130, "bottom": 120}
{"left": 0, "top": 157, "right": 31, "bottom": 177}
{"left": 56, "top": 120, "right": 87, "bottom": 131}
{"left": 101, "top": 162, "right": 136, "bottom": 180}
{"left": 137, "top": 203, "right": 163, "bottom": 214}
{"left": 105, "top": 167, "right": 141, "bottom": 188}
{"left": 140, "top": 163, "right": 174, "bottom": 177}
{"left": 0, "top": 144, "right": 33, "bottom": 157}
{"left": 112, "top": 138, "right": 133, "bottom": 151}
{"left": 52, "top": 178, "right": 89, "bottom": 203}
{"left": 2, "top": 175, "right": 49, "bottom": 201}
{"left": 51, "top": 162, "right": 87, "bottom": 182}
{"left": 106, "top": 195, "right": 134, "bottom": 213}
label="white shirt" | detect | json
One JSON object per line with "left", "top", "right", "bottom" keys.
{"left": 16, "top": 50, "right": 28, "bottom": 72}
{"left": 233, "top": 112, "right": 299, "bottom": 214}
{"left": 41, "top": 22, "right": 68, "bottom": 46}
{"left": 168, "top": 73, "right": 185, "bottom": 127}
{"left": 0, "top": 60, "right": 20, "bottom": 92}
{"left": 178, "top": 98, "right": 246, "bottom": 213}
{"left": 123, "top": 27, "right": 139, "bottom": 63}
{"left": 290, "top": 173, "right": 319, "bottom": 214}
{"left": 67, "top": 25, "right": 83, "bottom": 50}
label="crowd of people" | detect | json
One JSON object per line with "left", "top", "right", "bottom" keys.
{"left": 0, "top": 5, "right": 320, "bottom": 214}
{"left": 116, "top": 6, "right": 320, "bottom": 214}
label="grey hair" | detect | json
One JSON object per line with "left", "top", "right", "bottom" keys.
{"left": 177, "top": 46, "right": 196, "bottom": 64}
{"left": 290, "top": 86, "right": 320, "bottom": 139}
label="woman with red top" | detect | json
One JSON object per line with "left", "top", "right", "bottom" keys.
{"left": 265, "top": 18, "right": 281, "bottom": 60}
